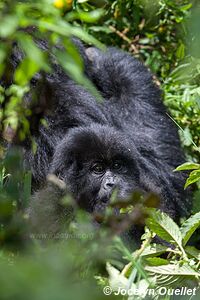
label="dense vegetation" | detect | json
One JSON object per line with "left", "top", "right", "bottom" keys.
{"left": 0, "top": 0, "right": 200, "bottom": 299}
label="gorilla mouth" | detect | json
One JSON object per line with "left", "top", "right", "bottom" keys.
{"left": 95, "top": 188, "right": 132, "bottom": 212}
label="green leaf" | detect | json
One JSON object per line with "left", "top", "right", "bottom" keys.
{"left": 145, "top": 257, "right": 169, "bottom": 266}
{"left": 107, "top": 263, "right": 150, "bottom": 298}
{"left": 0, "top": 44, "right": 7, "bottom": 64}
{"left": 66, "top": 9, "right": 104, "bottom": 23}
{"left": 63, "top": 38, "right": 84, "bottom": 70}
{"left": 55, "top": 49, "right": 102, "bottom": 100}
{"left": 146, "top": 210, "right": 183, "bottom": 248}
{"left": 14, "top": 58, "right": 40, "bottom": 85}
{"left": 180, "top": 3, "right": 192, "bottom": 11}
{"left": 0, "top": 16, "right": 19, "bottom": 38}
{"left": 77, "top": 0, "right": 89, "bottom": 3}
{"left": 184, "top": 170, "right": 200, "bottom": 189}
{"left": 170, "top": 63, "right": 192, "bottom": 83}
{"left": 180, "top": 212, "right": 200, "bottom": 246}
{"left": 69, "top": 25, "right": 105, "bottom": 49}
{"left": 140, "top": 244, "right": 167, "bottom": 257}
{"left": 192, "top": 190, "right": 200, "bottom": 213}
{"left": 23, "top": 171, "right": 32, "bottom": 207}
{"left": 181, "top": 127, "right": 193, "bottom": 146}
{"left": 0, "top": 44, "right": 7, "bottom": 77}
{"left": 16, "top": 32, "right": 50, "bottom": 71}
{"left": 146, "top": 264, "right": 200, "bottom": 276}
{"left": 175, "top": 162, "right": 200, "bottom": 171}
{"left": 37, "top": 20, "right": 104, "bottom": 50}
{"left": 106, "top": 263, "right": 130, "bottom": 291}
{"left": 145, "top": 264, "right": 200, "bottom": 286}
{"left": 185, "top": 246, "right": 200, "bottom": 261}
{"left": 89, "top": 26, "right": 112, "bottom": 33}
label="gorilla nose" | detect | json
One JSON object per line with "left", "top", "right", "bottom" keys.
{"left": 106, "top": 182, "right": 115, "bottom": 188}
{"left": 104, "top": 180, "right": 115, "bottom": 191}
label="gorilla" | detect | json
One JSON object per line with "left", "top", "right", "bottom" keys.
{"left": 8, "top": 40, "right": 191, "bottom": 239}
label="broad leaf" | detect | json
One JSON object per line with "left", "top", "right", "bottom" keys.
{"left": 184, "top": 170, "right": 200, "bottom": 189}
{"left": 145, "top": 258, "right": 169, "bottom": 266}
{"left": 14, "top": 58, "right": 40, "bottom": 85}
{"left": 140, "top": 244, "right": 167, "bottom": 257}
{"left": 180, "top": 212, "right": 200, "bottom": 245}
{"left": 37, "top": 20, "right": 104, "bottom": 49}
{"left": 145, "top": 264, "right": 200, "bottom": 286}
{"left": 66, "top": 9, "right": 104, "bottom": 23}
{"left": 185, "top": 246, "right": 200, "bottom": 261}
{"left": 0, "top": 16, "right": 19, "bottom": 38}
{"left": 145, "top": 264, "right": 200, "bottom": 276}
{"left": 16, "top": 32, "right": 50, "bottom": 71}
{"left": 107, "top": 264, "right": 150, "bottom": 299}
{"left": 146, "top": 210, "right": 183, "bottom": 249}
{"left": 106, "top": 263, "right": 131, "bottom": 291}
{"left": 175, "top": 162, "right": 200, "bottom": 171}
{"left": 55, "top": 49, "right": 102, "bottom": 100}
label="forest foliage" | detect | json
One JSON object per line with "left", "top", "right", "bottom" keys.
{"left": 0, "top": 1, "right": 200, "bottom": 299}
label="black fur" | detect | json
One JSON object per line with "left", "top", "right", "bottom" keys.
{"left": 19, "top": 43, "right": 191, "bottom": 235}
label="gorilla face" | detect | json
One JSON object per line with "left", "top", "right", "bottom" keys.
{"left": 50, "top": 125, "right": 141, "bottom": 213}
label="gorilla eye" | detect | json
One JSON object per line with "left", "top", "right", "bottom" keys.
{"left": 113, "top": 160, "right": 122, "bottom": 170}
{"left": 91, "top": 162, "right": 105, "bottom": 174}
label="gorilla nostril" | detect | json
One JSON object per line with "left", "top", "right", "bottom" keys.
{"left": 105, "top": 182, "right": 115, "bottom": 189}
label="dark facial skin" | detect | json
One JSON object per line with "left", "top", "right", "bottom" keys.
{"left": 74, "top": 158, "right": 133, "bottom": 213}
{"left": 50, "top": 126, "right": 140, "bottom": 214}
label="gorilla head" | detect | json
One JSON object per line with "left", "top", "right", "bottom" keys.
{"left": 49, "top": 124, "right": 178, "bottom": 218}
{"left": 50, "top": 125, "right": 140, "bottom": 213}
